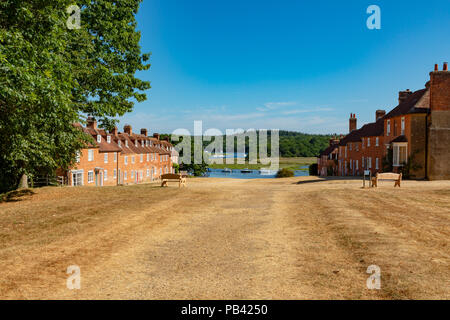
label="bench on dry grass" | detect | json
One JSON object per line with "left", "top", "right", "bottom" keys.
{"left": 372, "top": 172, "right": 402, "bottom": 188}
{"left": 161, "top": 173, "right": 186, "bottom": 188}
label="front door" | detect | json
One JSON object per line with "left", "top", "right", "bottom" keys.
{"left": 95, "top": 171, "right": 103, "bottom": 186}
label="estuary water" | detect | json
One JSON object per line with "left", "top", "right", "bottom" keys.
{"left": 204, "top": 166, "right": 310, "bottom": 179}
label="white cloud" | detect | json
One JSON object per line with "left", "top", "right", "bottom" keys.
{"left": 257, "top": 101, "right": 297, "bottom": 112}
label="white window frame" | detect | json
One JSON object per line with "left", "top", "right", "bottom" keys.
{"left": 401, "top": 117, "right": 405, "bottom": 135}
{"left": 88, "top": 149, "right": 94, "bottom": 162}
{"left": 118, "top": 140, "right": 121, "bottom": 147}
{"left": 147, "top": 153, "right": 149, "bottom": 162}
{"left": 97, "top": 135, "right": 101, "bottom": 143}
{"left": 367, "top": 138, "right": 371, "bottom": 147}
{"left": 387, "top": 120, "right": 391, "bottom": 136}
{"left": 88, "top": 170, "right": 94, "bottom": 183}
{"left": 113, "top": 169, "right": 117, "bottom": 179}
{"left": 368, "top": 157, "right": 372, "bottom": 169}
{"left": 104, "top": 170, "right": 108, "bottom": 181}
{"left": 124, "top": 171, "right": 127, "bottom": 180}
{"left": 393, "top": 142, "right": 408, "bottom": 167}
{"left": 104, "top": 153, "right": 108, "bottom": 163}
{"left": 114, "top": 152, "right": 117, "bottom": 163}
{"left": 356, "top": 160, "right": 359, "bottom": 170}
{"left": 124, "top": 156, "right": 128, "bottom": 165}
{"left": 71, "top": 170, "right": 84, "bottom": 186}
{"left": 146, "top": 169, "right": 150, "bottom": 177}
{"left": 376, "top": 158, "right": 379, "bottom": 170}
{"left": 140, "top": 154, "right": 143, "bottom": 163}
{"left": 376, "top": 137, "right": 379, "bottom": 146}
{"left": 107, "top": 135, "right": 111, "bottom": 143}
{"left": 132, "top": 156, "right": 135, "bottom": 164}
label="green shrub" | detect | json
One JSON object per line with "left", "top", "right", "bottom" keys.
{"left": 276, "top": 168, "right": 294, "bottom": 178}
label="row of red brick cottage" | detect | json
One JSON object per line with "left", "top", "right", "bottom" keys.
{"left": 318, "top": 62, "right": 450, "bottom": 180}
{"left": 60, "top": 118, "right": 175, "bottom": 186}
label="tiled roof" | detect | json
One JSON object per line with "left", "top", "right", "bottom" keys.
{"left": 358, "top": 117, "right": 385, "bottom": 138}
{"left": 384, "top": 89, "right": 429, "bottom": 119}
{"left": 76, "top": 123, "right": 173, "bottom": 156}
{"left": 339, "top": 116, "right": 385, "bottom": 147}
{"left": 320, "top": 145, "right": 338, "bottom": 156}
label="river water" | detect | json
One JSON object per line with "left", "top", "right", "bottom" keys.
{"left": 204, "top": 166, "right": 310, "bottom": 179}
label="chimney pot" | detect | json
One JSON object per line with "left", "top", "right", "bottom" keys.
{"left": 124, "top": 124, "right": 132, "bottom": 136}
{"left": 110, "top": 126, "right": 118, "bottom": 137}
{"left": 153, "top": 133, "right": 160, "bottom": 140}
{"left": 398, "top": 89, "right": 413, "bottom": 104}
{"left": 434, "top": 64, "right": 439, "bottom": 71}
{"left": 86, "top": 116, "right": 97, "bottom": 130}
{"left": 140, "top": 128, "right": 148, "bottom": 136}
{"left": 444, "top": 62, "right": 448, "bottom": 71}
{"left": 349, "top": 113, "right": 357, "bottom": 133}
{"left": 376, "top": 109, "right": 386, "bottom": 121}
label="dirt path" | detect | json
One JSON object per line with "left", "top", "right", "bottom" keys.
{"left": 1, "top": 178, "right": 449, "bottom": 299}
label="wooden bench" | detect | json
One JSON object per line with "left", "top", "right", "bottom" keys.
{"left": 161, "top": 173, "right": 186, "bottom": 188}
{"left": 372, "top": 172, "right": 402, "bottom": 188}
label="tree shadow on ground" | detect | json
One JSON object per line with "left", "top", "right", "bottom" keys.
{"left": 0, "top": 189, "right": 35, "bottom": 203}
{"left": 293, "top": 177, "right": 361, "bottom": 185}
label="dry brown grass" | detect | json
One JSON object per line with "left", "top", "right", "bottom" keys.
{"left": 0, "top": 177, "right": 449, "bottom": 299}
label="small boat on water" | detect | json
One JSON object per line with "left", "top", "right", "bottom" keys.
{"left": 222, "top": 168, "right": 232, "bottom": 173}
{"left": 240, "top": 169, "right": 252, "bottom": 173}
{"left": 259, "top": 169, "right": 275, "bottom": 175}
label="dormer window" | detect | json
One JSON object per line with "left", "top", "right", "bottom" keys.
{"left": 125, "top": 140, "right": 128, "bottom": 147}
{"left": 118, "top": 140, "right": 121, "bottom": 147}
{"left": 135, "top": 140, "right": 138, "bottom": 147}
{"left": 107, "top": 135, "right": 111, "bottom": 143}
{"left": 97, "top": 135, "right": 101, "bottom": 143}
{"left": 141, "top": 140, "right": 144, "bottom": 147}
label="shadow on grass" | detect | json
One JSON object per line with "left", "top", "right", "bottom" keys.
{"left": 0, "top": 189, "right": 35, "bottom": 203}
{"left": 293, "top": 177, "right": 362, "bottom": 185}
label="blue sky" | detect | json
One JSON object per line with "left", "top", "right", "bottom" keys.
{"left": 118, "top": 0, "right": 450, "bottom": 134}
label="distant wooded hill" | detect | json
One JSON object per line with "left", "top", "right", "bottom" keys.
{"left": 164, "top": 131, "right": 334, "bottom": 158}
{"left": 278, "top": 131, "right": 334, "bottom": 157}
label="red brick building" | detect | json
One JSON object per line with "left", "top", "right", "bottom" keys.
{"left": 65, "top": 118, "right": 174, "bottom": 186}
{"left": 318, "top": 62, "right": 450, "bottom": 180}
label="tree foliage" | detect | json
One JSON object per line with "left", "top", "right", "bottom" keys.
{"left": 0, "top": 0, "right": 149, "bottom": 192}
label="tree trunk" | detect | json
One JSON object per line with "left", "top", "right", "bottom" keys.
{"left": 17, "top": 174, "right": 29, "bottom": 189}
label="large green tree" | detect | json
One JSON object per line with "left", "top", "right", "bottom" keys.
{"left": 0, "top": 0, "right": 150, "bottom": 192}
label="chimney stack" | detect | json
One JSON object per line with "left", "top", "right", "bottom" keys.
{"left": 86, "top": 116, "right": 97, "bottom": 130}
{"left": 398, "top": 89, "right": 412, "bottom": 104}
{"left": 124, "top": 124, "right": 132, "bottom": 136}
{"left": 444, "top": 62, "right": 448, "bottom": 71}
{"left": 153, "top": 133, "right": 160, "bottom": 140}
{"left": 110, "top": 126, "right": 118, "bottom": 137}
{"left": 349, "top": 113, "right": 357, "bottom": 133}
{"left": 140, "top": 128, "right": 148, "bottom": 136}
{"left": 376, "top": 109, "right": 386, "bottom": 121}
{"left": 434, "top": 64, "right": 439, "bottom": 71}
